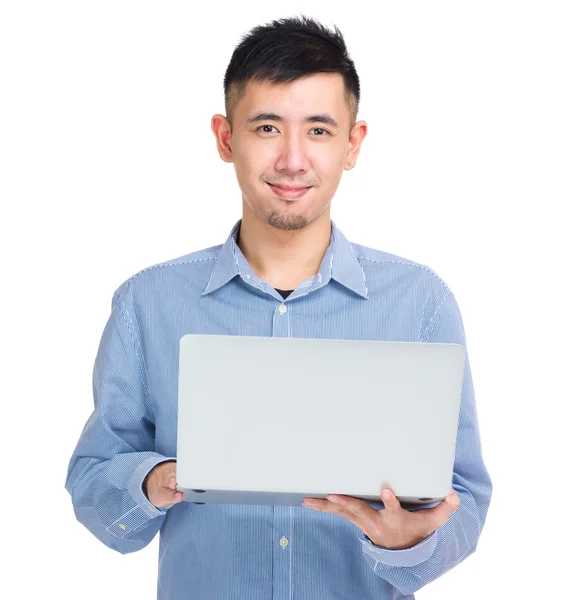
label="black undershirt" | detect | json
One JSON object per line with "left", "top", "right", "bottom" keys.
{"left": 274, "top": 288, "right": 294, "bottom": 299}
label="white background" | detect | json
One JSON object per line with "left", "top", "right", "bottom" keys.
{"left": 2, "top": 1, "right": 578, "bottom": 598}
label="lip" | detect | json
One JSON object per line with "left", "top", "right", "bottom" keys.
{"left": 268, "top": 183, "right": 311, "bottom": 199}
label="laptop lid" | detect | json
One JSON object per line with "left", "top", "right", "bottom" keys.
{"left": 176, "top": 334, "right": 465, "bottom": 508}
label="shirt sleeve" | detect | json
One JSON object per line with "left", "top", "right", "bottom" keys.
{"left": 359, "top": 289, "right": 493, "bottom": 596}
{"left": 64, "top": 282, "right": 175, "bottom": 554}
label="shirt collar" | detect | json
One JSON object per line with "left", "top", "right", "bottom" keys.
{"left": 202, "top": 219, "right": 369, "bottom": 299}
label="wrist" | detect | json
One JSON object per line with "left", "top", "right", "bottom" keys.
{"left": 368, "top": 527, "right": 436, "bottom": 550}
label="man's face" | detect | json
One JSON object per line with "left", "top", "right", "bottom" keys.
{"left": 213, "top": 73, "right": 367, "bottom": 231}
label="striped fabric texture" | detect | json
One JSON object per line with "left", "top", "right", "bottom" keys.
{"left": 65, "top": 218, "right": 492, "bottom": 599}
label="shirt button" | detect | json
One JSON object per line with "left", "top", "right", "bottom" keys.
{"left": 278, "top": 304, "right": 287, "bottom": 314}
{"left": 279, "top": 536, "right": 289, "bottom": 548}
{"left": 118, "top": 523, "right": 127, "bottom": 530}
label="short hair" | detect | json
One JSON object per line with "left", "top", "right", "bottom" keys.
{"left": 223, "top": 14, "right": 360, "bottom": 134}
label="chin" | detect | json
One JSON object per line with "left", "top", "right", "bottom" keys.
{"left": 266, "top": 210, "right": 310, "bottom": 231}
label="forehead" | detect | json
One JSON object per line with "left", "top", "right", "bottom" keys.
{"left": 239, "top": 73, "right": 348, "bottom": 124}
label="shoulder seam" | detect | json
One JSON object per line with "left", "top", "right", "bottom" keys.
{"left": 423, "top": 290, "right": 453, "bottom": 343}
{"left": 122, "top": 255, "right": 217, "bottom": 287}
{"left": 357, "top": 256, "right": 451, "bottom": 291}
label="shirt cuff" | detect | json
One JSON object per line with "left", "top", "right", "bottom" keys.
{"left": 128, "top": 456, "right": 177, "bottom": 518}
{"left": 359, "top": 529, "right": 439, "bottom": 567}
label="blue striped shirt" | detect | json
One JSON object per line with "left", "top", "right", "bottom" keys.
{"left": 65, "top": 218, "right": 492, "bottom": 599}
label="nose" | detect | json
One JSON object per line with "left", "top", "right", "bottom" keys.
{"left": 274, "top": 132, "right": 312, "bottom": 176}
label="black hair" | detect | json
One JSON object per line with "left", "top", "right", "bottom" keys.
{"left": 223, "top": 14, "right": 360, "bottom": 133}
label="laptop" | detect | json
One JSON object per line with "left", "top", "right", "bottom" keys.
{"left": 176, "top": 334, "right": 465, "bottom": 509}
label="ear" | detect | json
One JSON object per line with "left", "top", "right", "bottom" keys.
{"left": 211, "top": 114, "right": 234, "bottom": 163}
{"left": 344, "top": 120, "right": 368, "bottom": 171}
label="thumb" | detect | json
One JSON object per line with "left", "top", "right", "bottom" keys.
{"left": 380, "top": 488, "right": 399, "bottom": 509}
{"left": 428, "top": 489, "right": 461, "bottom": 527}
{"left": 445, "top": 489, "right": 461, "bottom": 510}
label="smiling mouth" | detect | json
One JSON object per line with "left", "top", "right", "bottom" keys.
{"left": 267, "top": 183, "right": 312, "bottom": 199}
{"left": 268, "top": 183, "right": 310, "bottom": 190}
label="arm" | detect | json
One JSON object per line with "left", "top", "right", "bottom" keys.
{"left": 358, "top": 290, "right": 493, "bottom": 595}
{"left": 64, "top": 282, "right": 175, "bottom": 554}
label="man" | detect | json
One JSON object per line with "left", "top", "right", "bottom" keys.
{"left": 65, "top": 14, "right": 492, "bottom": 600}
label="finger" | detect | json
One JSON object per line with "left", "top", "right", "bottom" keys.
{"left": 163, "top": 491, "right": 184, "bottom": 510}
{"left": 444, "top": 489, "right": 460, "bottom": 509}
{"left": 325, "top": 495, "right": 381, "bottom": 536}
{"left": 380, "top": 488, "right": 401, "bottom": 511}
{"left": 150, "top": 482, "right": 181, "bottom": 507}
{"left": 308, "top": 498, "right": 367, "bottom": 528}
{"left": 424, "top": 490, "right": 461, "bottom": 528}
{"left": 164, "top": 481, "right": 183, "bottom": 506}
{"left": 327, "top": 495, "right": 378, "bottom": 519}
{"left": 304, "top": 498, "right": 346, "bottom": 515}
{"left": 303, "top": 498, "right": 329, "bottom": 510}
{"left": 170, "top": 489, "right": 184, "bottom": 503}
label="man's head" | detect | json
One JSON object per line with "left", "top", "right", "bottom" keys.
{"left": 212, "top": 15, "right": 367, "bottom": 232}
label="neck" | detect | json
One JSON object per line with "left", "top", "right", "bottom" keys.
{"left": 237, "top": 208, "right": 332, "bottom": 291}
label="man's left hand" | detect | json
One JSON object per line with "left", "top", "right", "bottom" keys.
{"left": 302, "top": 487, "right": 461, "bottom": 550}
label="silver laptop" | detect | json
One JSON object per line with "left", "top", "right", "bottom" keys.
{"left": 176, "top": 334, "right": 465, "bottom": 509}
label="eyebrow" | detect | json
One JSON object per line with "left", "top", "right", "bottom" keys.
{"left": 247, "top": 111, "right": 339, "bottom": 129}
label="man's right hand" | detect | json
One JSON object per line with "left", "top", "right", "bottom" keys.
{"left": 144, "top": 461, "right": 184, "bottom": 508}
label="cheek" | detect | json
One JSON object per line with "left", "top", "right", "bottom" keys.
{"left": 234, "top": 161, "right": 263, "bottom": 194}
{"left": 314, "top": 152, "right": 344, "bottom": 179}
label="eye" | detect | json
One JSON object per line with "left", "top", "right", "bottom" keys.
{"left": 256, "top": 125, "right": 331, "bottom": 136}
{"left": 257, "top": 125, "right": 280, "bottom": 133}
{"left": 310, "top": 127, "right": 330, "bottom": 136}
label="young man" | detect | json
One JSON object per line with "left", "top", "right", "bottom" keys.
{"left": 65, "top": 15, "right": 492, "bottom": 600}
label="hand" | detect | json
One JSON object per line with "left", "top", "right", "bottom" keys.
{"left": 302, "top": 487, "right": 461, "bottom": 550}
{"left": 144, "top": 460, "right": 184, "bottom": 509}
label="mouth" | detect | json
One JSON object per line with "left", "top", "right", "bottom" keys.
{"left": 267, "top": 183, "right": 311, "bottom": 199}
